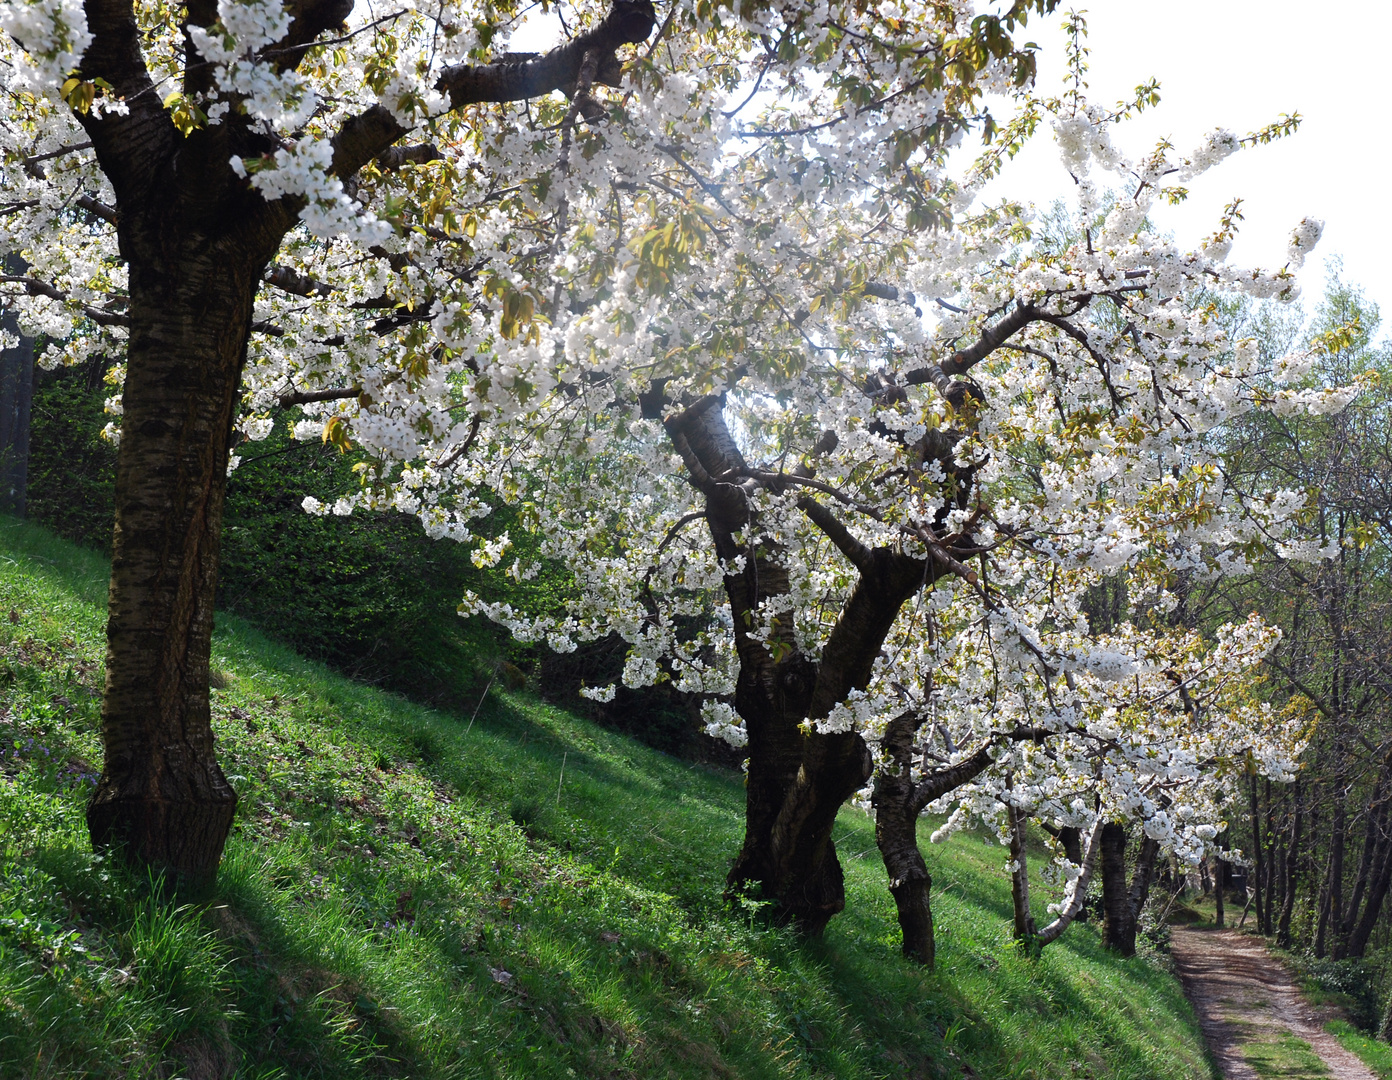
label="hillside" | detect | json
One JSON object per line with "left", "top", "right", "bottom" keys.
{"left": 0, "top": 517, "right": 1214, "bottom": 1080}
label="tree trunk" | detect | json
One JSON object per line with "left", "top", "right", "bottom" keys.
{"left": 1008, "top": 802, "right": 1037, "bottom": 943}
{"left": 1316, "top": 780, "right": 1346, "bottom": 957}
{"left": 1100, "top": 822, "right": 1132, "bottom": 954}
{"left": 1249, "top": 773, "right": 1266, "bottom": 935}
{"left": 85, "top": 238, "right": 269, "bottom": 888}
{"left": 0, "top": 254, "right": 35, "bottom": 517}
{"left": 1278, "top": 780, "right": 1302, "bottom": 947}
{"left": 1213, "top": 848, "right": 1225, "bottom": 927}
{"left": 871, "top": 711, "right": 934, "bottom": 965}
{"left": 1121, "top": 834, "right": 1161, "bottom": 955}
{"left": 1345, "top": 808, "right": 1392, "bottom": 958}
{"left": 873, "top": 768, "right": 934, "bottom": 964}
{"left": 666, "top": 401, "right": 930, "bottom": 934}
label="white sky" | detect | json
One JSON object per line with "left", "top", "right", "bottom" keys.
{"left": 971, "top": 1, "right": 1391, "bottom": 336}
{"left": 514, "top": 1, "right": 1390, "bottom": 334}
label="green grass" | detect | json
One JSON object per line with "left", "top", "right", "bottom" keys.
{"left": 1327, "top": 1020, "right": 1392, "bottom": 1078}
{"left": 0, "top": 516, "right": 1215, "bottom": 1079}
{"left": 1240, "top": 1029, "right": 1329, "bottom": 1079}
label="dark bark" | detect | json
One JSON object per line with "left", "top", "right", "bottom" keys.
{"left": 1100, "top": 823, "right": 1131, "bottom": 954}
{"left": 1127, "top": 835, "right": 1161, "bottom": 947}
{"left": 0, "top": 255, "right": 34, "bottom": 517}
{"left": 1346, "top": 798, "right": 1392, "bottom": 958}
{"left": 1099, "top": 821, "right": 1158, "bottom": 957}
{"left": 872, "top": 712, "right": 935, "bottom": 965}
{"left": 1249, "top": 773, "right": 1266, "bottom": 935}
{"left": 85, "top": 199, "right": 289, "bottom": 886}
{"left": 63, "top": 0, "right": 655, "bottom": 887}
{"left": 1008, "top": 802, "right": 1036, "bottom": 943}
{"left": 1278, "top": 780, "right": 1302, "bottom": 947}
{"left": 1336, "top": 755, "right": 1392, "bottom": 957}
{"left": 664, "top": 395, "right": 984, "bottom": 936}
{"left": 1058, "top": 825, "right": 1082, "bottom": 866}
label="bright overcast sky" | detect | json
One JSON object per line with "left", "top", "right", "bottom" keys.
{"left": 970, "top": 1, "right": 1391, "bottom": 336}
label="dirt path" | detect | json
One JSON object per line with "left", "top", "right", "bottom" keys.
{"left": 1170, "top": 926, "right": 1376, "bottom": 1080}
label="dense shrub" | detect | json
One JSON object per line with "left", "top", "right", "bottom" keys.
{"left": 1291, "top": 954, "right": 1384, "bottom": 1032}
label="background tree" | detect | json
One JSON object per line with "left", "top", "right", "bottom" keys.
{"left": 1204, "top": 276, "right": 1392, "bottom": 958}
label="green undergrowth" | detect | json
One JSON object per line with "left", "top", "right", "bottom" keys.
{"left": 1327, "top": 1020, "right": 1392, "bottom": 1078}
{"left": 0, "top": 517, "right": 1213, "bottom": 1079}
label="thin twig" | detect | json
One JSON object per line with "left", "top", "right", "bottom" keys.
{"left": 465, "top": 672, "right": 497, "bottom": 734}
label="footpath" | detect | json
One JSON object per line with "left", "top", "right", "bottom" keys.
{"left": 1170, "top": 926, "right": 1376, "bottom": 1080}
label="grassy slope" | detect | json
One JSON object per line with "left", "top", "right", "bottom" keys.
{"left": 0, "top": 518, "right": 1213, "bottom": 1080}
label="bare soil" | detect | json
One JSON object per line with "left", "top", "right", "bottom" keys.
{"left": 1170, "top": 926, "right": 1376, "bottom": 1080}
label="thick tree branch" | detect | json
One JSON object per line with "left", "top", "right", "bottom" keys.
{"left": 377, "top": 143, "right": 444, "bottom": 171}
{"left": 268, "top": 0, "right": 355, "bottom": 73}
{"left": 266, "top": 264, "right": 334, "bottom": 298}
{"left": 905, "top": 300, "right": 1040, "bottom": 389}
{"left": 438, "top": 1, "right": 654, "bottom": 108}
{"left": 330, "top": 1, "right": 654, "bottom": 181}
{"left": 798, "top": 497, "right": 873, "bottom": 572}
{"left": 276, "top": 385, "right": 362, "bottom": 408}
{"left": 75, "top": 194, "right": 118, "bottom": 223}
{"left": 74, "top": 0, "right": 173, "bottom": 197}
{"left": 0, "top": 274, "right": 128, "bottom": 327}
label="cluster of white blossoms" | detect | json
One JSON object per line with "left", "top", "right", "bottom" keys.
{"left": 0, "top": 0, "right": 1349, "bottom": 887}
{"left": 0, "top": 0, "right": 89, "bottom": 92}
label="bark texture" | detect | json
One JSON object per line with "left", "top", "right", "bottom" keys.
{"left": 0, "top": 278, "right": 33, "bottom": 517}
{"left": 85, "top": 184, "right": 288, "bottom": 885}
{"left": 1099, "top": 822, "right": 1159, "bottom": 956}
{"left": 67, "top": 0, "right": 654, "bottom": 886}
{"left": 663, "top": 397, "right": 967, "bottom": 934}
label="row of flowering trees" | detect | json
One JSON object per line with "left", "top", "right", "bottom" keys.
{"left": 0, "top": 0, "right": 1343, "bottom": 958}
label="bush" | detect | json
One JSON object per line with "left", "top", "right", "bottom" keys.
{"left": 1292, "top": 954, "right": 1383, "bottom": 1032}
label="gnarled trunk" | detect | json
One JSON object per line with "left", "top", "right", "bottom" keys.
{"left": 871, "top": 710, "right": 934, "bottom": 962}
{"left": 873, "top": 756, "right": 934, "bottom": 965}
{"left": 665, "top": 400, "right": 934, "bottom": 933}
{"left": 86, "top": 234, "right": 271, "bottom": 888}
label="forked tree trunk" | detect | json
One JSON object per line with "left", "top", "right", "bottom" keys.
{"left": 1100, "top": 822, "right": 1160, "bottom": 956}
{"left": 86, "top": 232, "right": 273, "bottom": 888}
{"left": 664, "top": 400, "right": 939, "bottom": 934}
